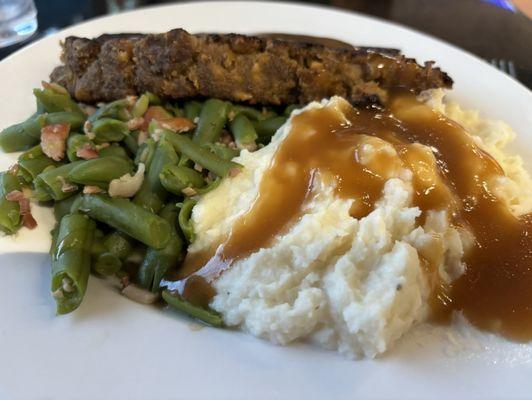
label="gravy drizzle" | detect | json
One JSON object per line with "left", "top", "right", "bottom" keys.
{"left": 171, "top": 92, "right": 532, "bottom": 340}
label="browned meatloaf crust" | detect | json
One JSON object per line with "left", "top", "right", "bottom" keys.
{"left": 50, "top": 29, "right": 452, "bottom": 105}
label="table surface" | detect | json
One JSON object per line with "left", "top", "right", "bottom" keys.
{"left": 1, "top": 0, "right": 531, "bottom": 89}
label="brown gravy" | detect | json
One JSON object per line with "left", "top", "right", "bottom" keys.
{"left": 172, "top": 92, "right": 532, "bottom": 341}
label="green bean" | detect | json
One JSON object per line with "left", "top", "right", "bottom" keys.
{"left": 53, "top": 194, "right": 81, "bottom": 222}
{"left": 133, "top": 135, "right": 178, "bottom": 214}
{"left": 134, "top": 138, "right": 156, "bottom": 167}
{"left": 206, "top": 143, "right": 240, "bottom": 160}
{"left": 0, "top": 113, "right": 42, "bottom": 152}
{"left": 230, "top": 113, "right": 258, "bottom": 150}
{"left": 147, "top": 119, "right": 161, "bottom": 136}
{"left": 184, "top": 101, "right": 202, "bottom": 121}
{"left": 18, "top": 145, "right": 61, "bottom": 182}
{"left": 36, "top": 98, "right": 45, "bottom": 114}
{"left": 163, "top": 102, "right": 185, "bottom": 118}
{"left": 0, "top": 171, "right": 22, "bottom": 234}
{"left": 93, "top": 252, "right": 122, "bottom": 276}
{"left": 50, "top": 213, "right": 96, "bottom": 314}
{"left": 253, "top": 116, "right": 287, "bottom": 142}
{"left": 91, "top": 118, "right": 129, "bottom": 143}
{"left": 117, "top": 107, "right": 132, "bottom": 122}
{"left": 90, "top": 230, "right": 126, "bottom": 274}
{"left": 50, "top": 225, "right": 59, "bottom": 256}
{"left": 138, "top": 204, "right": 184, "bottom": 292}
{"left": 231, "top": 105, "right": 276, "bottom": 121}
{"left": 284, "top": 104, "right": 299, "bottom": 115}
{"left": 66, "top": 134, "right": 93, "bottom": 162}
{"left": 88, "top": 98, "right": 130, "bottom": 123}
{"left": 162, "top": 290, "right": 223, "bottom": 327}
{"left": 194, "top": 178, "right": 222, "bottom": 195}
{"left": 45, "top": 111, "right": 85, "bottom": 131}
{"left": 159, "top": 165, "right": 206, "bottom": 195}
{"left": 0, "top": 108, "right": 81, "bottom": 153}
{"left": 193, "top": 99, "right": 229, "bottom": 145}
{"left": 123, "top": 130, "right": 140, "bottom": 154}
{"left": 131, "top": 94, "right": 149, "bottom": 118}
{"left": 103, "top": 231, "right": 132, "bottom": 260}
{"left": 98, "top": 144, "right": 131, "bottom": 161}
{"left": 167, "top": 130, "right": 241, "bottom": 177}
{"left": 68, "top": 156, "right": 133, "bottom": 188}
{"left": 145, "top": 91, "right": 162, "bottom": 105}
{"left": 178, "top": 197, "right": 196, "bottom": 243}
{"left": 177, "top": 155, "right": 193, "bottom": 168}
{"left": 34, "top": 161, "right": 83, "bottom": 201}
{"left": 77, "top": 194, "right": 171, "bottom": 249}
{"left": 33, "top": 88, "right": 84, "bottom": 114}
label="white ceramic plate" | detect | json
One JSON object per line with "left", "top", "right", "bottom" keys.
{"left": 1, "top": 2, "right": 531, "bottom": 399}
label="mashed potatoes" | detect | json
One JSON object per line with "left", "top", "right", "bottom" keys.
{"left": 188, "top": 92, "right": 532, "bottom": 358}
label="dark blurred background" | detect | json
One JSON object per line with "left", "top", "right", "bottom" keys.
{"left": 2, "top": 0, "right": 531, "bottom": 88}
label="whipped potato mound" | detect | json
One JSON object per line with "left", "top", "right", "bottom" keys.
{"left": 187, "top": 94, "right": 531, "bottom": 358}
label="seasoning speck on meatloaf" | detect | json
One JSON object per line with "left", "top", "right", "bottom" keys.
{"left": 50, "top": 29, "right": 452, "bottom": 105}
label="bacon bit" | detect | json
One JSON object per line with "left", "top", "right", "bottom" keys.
{"left": 6, "top": 190, "right": 37, "bottom": 229}
{"left": 41, "top": 123, "right": 70, "bottom": 161}
{"left": 142, "top": 106, "right": 170, "bottom": 130}
{"left": 182, "top": 187, "right": 197, "bottom": 197}
{"left": 193, "top": 163, "right": 203, "bottom": 172}
{"left": 22, "top": 213, "right": 37, "bottom": 229}
{"left": 18, "top": 198, "right": 31, "bottom": 215}
{"left": 76, "top": 143, "right": 99, "bottom": 160}
{"left": 141, "top": 106, "right": 195, "bottom": 133}
{"left": 127, "top": 117, "right": 145, "bottom": 130}
{"left": 5, "top": 190, "right": 24, "bottom": 202}
{"left": 229, "top": 167, "right": 241, "bottom": 177}
{"left": 83, "top": 185, "right": 103, "bottom": 194}
{"left": 158, "top": 117, "right": 195, "bottom": 133}
{"left": 120, "top": 274, "right": 130, "bottom": 289}
{"left": 42, "top": 81, "right": 68, "bottom": 95}
{"left": 219, "top": 132, "right": 233, "bottom": 145}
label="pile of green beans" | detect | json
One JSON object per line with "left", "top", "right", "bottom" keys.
{"left": 0, "top": 82, "right": 293, "bottom": 324}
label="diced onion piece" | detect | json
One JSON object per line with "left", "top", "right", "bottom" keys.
{"left": 108, "top": 163, "right": 145, "bottom": 198}
{"left": 122, "top": 284, "right": 159, "bottom": 304}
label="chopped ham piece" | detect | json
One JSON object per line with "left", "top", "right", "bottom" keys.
{"left": 142, "top": 106, "right": 195, "bottom": 132}
{"left": 83, "top": 185, "right": 103, "bottom": 194}
{"left": 22, "top": 213, "right": 37, "bottom": 229}
{"left": 158, "top": 117, "right": 195, "bottom": 133}
{"left": 5, "top": 190, "right": 37, "bottom": 229}
{"left": 5, "top": 190, "right": 24, "bottom": 202}
{"left": 76, "top": 143, "right": 99, "bottom": 160}
{"left": 41, "top": 123, "right": 70, "bottom": 161}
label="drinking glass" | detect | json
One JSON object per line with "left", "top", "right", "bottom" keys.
{"left": 0, "top": 0, "right": 37, "bottom": 48}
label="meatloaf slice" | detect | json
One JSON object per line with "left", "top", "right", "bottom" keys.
{"left": 50, "top": 29, "right": 452, "bottom": 105}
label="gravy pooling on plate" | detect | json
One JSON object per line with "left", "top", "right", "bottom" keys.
{"left": 173, "top": 92, "right": 532, "bottom": 341}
